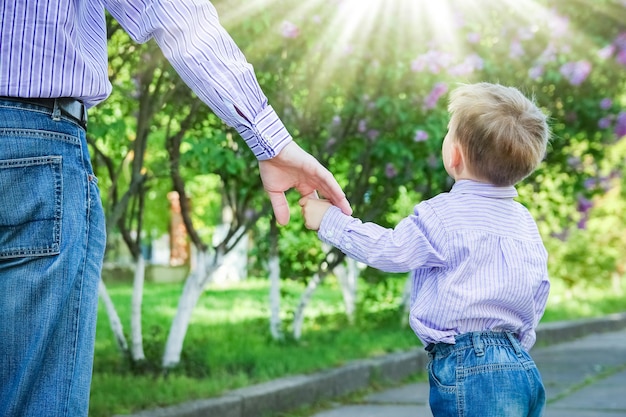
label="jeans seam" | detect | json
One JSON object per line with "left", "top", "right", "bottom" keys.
{"left": 62, "top": 173, "right": 91, "bottom": 417}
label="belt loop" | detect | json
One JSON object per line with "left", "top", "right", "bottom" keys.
{"left": 505, "top": 332, "right": 523, "bottom": 357}
{"left": 52, "top": 99, "right": 62, "bottom": 121}
{"left": 426, "top": 343, "right": 436, "bottom": 360}
{"left": 82, "top": 103, "right": 88, "bottom": 128}
{"left": 472, "top": 332, "right": 484, "bottom": 357}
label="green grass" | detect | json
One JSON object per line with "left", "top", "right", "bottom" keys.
{"left": 90, "top": 276, "right": 626, "bottom": 416}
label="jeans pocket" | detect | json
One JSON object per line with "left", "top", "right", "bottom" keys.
{"left": 428, "top": 357, "right": 456, "bottom": 391}
{"left": 0, "top": 156, "right": 62, "bottom": 258}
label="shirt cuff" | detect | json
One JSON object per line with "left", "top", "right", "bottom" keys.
{"left": 317, "top": 206, "right": 354, "bottom": 248}
{"left": 234, "top": 104, "right": 293, "bottom": 161}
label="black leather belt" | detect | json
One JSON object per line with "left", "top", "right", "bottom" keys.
{"left": 0, "top": 97, "right": 88, "bottom": 128}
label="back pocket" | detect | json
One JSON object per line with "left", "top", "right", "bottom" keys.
{"left": 0, "top": 156, "right": 62, "bottom": 258}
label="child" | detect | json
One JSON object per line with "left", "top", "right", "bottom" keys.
{"left": 300, "top": 82, "right": 551, "bottom": 417}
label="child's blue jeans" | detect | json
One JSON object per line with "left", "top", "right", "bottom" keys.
{"left": 427, "top": 331, "right": 545, "bottom": 417}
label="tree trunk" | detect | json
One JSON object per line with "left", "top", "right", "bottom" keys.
{"left": 98, "top": 280, "right": 129, "bottom": 354}
{"left": 293, "top": 273, "right": 323, "bottom": 340}
{"left": 335, "top": 258, "right": 361, "bottom": 324}
{"left": 268, "top": 254, "right": 283, "bottom": 340}
{"left": 268, "top": 218, "right": 282, "bottom": 340}
{"left": 131, "top": 255, "right": 146, "bottom": 361}
{"left": 162, "top": 249, "right": 210, "bottom": 369}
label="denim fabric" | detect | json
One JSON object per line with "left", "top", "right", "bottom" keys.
{"left": 0, "top": 99, "right": 106, "bottom": 417}
{"left": 427, "top": 331, "right": 545, "bottom": 417}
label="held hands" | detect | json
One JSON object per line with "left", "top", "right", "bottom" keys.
{"left": 299, "top": 196, "right": 333, "bottom": 231}
{"left": 258, "top": 142, "right": 351, "bottom": 225}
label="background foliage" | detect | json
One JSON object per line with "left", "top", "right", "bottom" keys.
{"left": 89, "top": 0, "right": 626, "bottom": 414}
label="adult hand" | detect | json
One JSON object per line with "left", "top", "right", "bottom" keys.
{"left": 259, "top": 142, "right": 352, "bottom": 225}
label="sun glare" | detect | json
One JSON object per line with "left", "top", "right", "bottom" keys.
{"left": 217, "top": 0, "right": 623, "bottom": 107}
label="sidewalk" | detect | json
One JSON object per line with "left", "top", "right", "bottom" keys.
{"left": 121, "top": 313, "right": 626, "bottom": 417}
{"left": 309, "top": 327, "right": 626, "bottom": 417}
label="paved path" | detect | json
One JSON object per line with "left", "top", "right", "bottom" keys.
{"left": 309, "top": 328, "right": 626, "bottom": 417}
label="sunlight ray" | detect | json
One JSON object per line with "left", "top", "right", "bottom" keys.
{"left": 216, "top": 0, "right": 625, "bottom": 110}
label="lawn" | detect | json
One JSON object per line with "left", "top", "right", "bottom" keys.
{"left": 90, "top": 275, "right": 626, "bottom": 416}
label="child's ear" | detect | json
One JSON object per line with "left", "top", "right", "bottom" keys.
{"left": 449, "top": 143, "right": 463, "bottom": 169}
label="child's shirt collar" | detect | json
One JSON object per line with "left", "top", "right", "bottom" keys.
{"left": 450, "top": 179, "right": 518, "bottom": 199}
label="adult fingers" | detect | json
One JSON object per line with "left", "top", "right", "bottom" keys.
{"left": 268, "top": 191, "right": 290, "bottom": 225}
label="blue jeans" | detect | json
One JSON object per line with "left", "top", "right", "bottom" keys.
{"left": 0, "top": 99, "right": 106, "bottom": 416}
{"left": 427, "top": 331, "right": 545, "bottom": 417}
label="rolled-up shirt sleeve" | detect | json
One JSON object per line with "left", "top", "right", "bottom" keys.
{"left": 104, "top": 0, "right": 291, "bottom": 160}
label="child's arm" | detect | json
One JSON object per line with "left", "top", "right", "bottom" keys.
{"left": 300, "top": 198, "right": 447, "bottom": 273}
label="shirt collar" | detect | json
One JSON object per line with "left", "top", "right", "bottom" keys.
{"left": 450, "top": 180, "right": 518, "bottom": 199}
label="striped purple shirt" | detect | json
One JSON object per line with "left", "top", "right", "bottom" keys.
{"left": 0, "top": 0, "right": 290, "bottom": 160}
{"left": 319, "top": 180, "right": 550, "bottom": 350}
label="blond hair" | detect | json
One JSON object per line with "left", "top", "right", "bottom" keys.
{"left": 448, "top": 83, "right": 549, "bottom": 186}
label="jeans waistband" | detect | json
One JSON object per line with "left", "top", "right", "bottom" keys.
{"left": 0, "top": 97, "right": 87, "bottom": 129}
{"left": 426, "top": 331, "right": 523, "bottom": 358}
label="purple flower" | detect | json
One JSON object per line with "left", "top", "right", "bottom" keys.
{"left": 599, "top": 98, "right": 613, "bottom": 110}
{"left": 559, "top": 60, "right": 592, "bottom": 86}
{"left": 598, "top": 116, "right": 612, "bottom": 130}
{"left": 385, "top": 163, "right": 398, "bottom": 179}
{"left": 538, "top": 44, "right": 558, "bottom": 64}
{"left": 280, "top": 21, "right": 300, "bottom": 39}
{"left": 616, "top": 49, "right": 626, "bottom": 66}
{"left": 529, "top": 65, "right": 544, "bottom": 80}
{"left": 332, "top": 115, "right": 341, "bottom": 126}
{"left": 566, "top": 156, "right": 582, "bottom": 169}
{"left": 597, "top": 44, "right": 615, "bottom": 60}
{"left": 414, "top": 129, "right": 429, "bottom": 142}
{"left": 244, "top": 208, "right": 256, "bottom": 220}
{"left": 357, "top": 119, "right": 367, "bottom": 133}
{"left": 466, "top": 32, "right": 481, "bottom": 44}
{"left": 615, "top": 112, "right": 626, "bottom": 137}
{"left": 367, "top": 130, "right": 380, "bottom": 141}
{"left": 411, "top": 50, "right": 453, "bottom": 74}
{"left": 449, "top": 54, "right": 484, "bottom": 76}
{"left": 577, "top": 196, "right": 593, "bottom": 213}
{"left": 427, "top": 154, "right": 439, "bottom": 169}
{"left": 614, "top": 32, "right": 626, "bottom": 50}
{"left": 509, "top": 40, "right": 525, "bottom": 58}
{"left": 423, "top": 82, "right": 448, "bottom": 110}
{"left": 583, "top": 178, "right": 598, "bottom": 190}
{"left": 547, "top": 11, "right": 569, "bottom": 38}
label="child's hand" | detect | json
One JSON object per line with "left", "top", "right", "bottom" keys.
{"left": 299, "top": 196, "right": 333, "bottom": 231}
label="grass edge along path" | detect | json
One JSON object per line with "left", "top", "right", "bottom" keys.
{"left": 90, "top": 278, "right": 626, "bottom": 417}
{"left": 110, "top": 312, "right": 626, "bottom": 417}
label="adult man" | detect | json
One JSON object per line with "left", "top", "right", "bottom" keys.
{"left": 0, "top": 1, "right": 351, "bottom": 416}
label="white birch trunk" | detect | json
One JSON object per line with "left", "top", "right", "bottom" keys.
{"left": 268, "top": 254, "right": 283, "bottom": 340}
{"left": 162, "top": 249, "right": 211, "bottom": 368}
{"left": 130, "top": 255, "right": 146, "bottom": 361}
{"left": 612, "top": 271, "right": 623, "bottom": 293}
{"left": 335, "top": 258, "right": 360, "bottom": 324}
{"left": 98, "top": 279, "right": 129, "bottom": 353}
{"left": 293, "top": 273, "right": 322, "bottom": 340}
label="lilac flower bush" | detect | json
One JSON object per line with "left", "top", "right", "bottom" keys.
{"left": 231, "top": 0, "right": 626, "bottom": 283}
